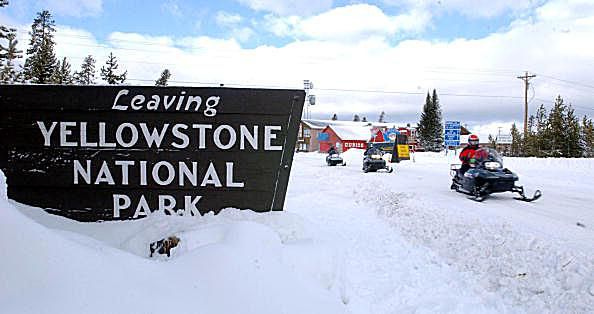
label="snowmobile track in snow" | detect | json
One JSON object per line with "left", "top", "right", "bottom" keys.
{"left": 365, "top": 190, "right": 594, "bottom": 313}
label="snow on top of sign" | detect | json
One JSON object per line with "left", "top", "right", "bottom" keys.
{"left": 328, "top": 125, "right": 373, "bottom": 141}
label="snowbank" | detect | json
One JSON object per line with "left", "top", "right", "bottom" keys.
{"left": 0, "top": 171, "right": 347, "bottom": 314}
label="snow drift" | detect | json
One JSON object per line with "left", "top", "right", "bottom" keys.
{"left": 0, "top": 171, "right": 347, "bottom": 314}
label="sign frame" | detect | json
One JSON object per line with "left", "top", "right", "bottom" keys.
{"left": 0, "top": 85, "right": 305, "bottom": 221}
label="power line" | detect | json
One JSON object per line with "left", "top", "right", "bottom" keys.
{"left": 124, "top": 78, "right": 525, "bottom": 100}
{"left": 537, "top": 73, "right": 594, "bottom": 90}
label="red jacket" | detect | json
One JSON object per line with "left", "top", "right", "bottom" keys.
{"left": 459, "top": 145, "right": 479, "bottom": 165}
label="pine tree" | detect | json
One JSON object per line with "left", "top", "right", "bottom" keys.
{"left": 378, "top": 111, "right": 385, "bottom": 123}
{"left": 362, "top": 116, "right": 368, "bottom": 122}
{"left": 524, "top": 115, "right": 536, "bottom": 156}
{"left": 0, "top": 31, "right": 22, "bottom": 83}
{"left": 417, "top": 89, "right": 444, "bottom": 151}
{"left": 547, "top": 95, "right": 567, "bottom": 157}
{"left": 580, "top": 116, "right": 594, "bottom": 157}
{"left": 23, "top": 10, "right": 58, "bottom": 84}
{"left": 155, "top": 69, "right": 171, "bottom": 86}
{"left": 432, "top": 89, "right": 444, "bottom": 149}
{"left": 331, "top": 113, "right": 338, "bottom": 121}
{"left": 50, "top": 57, "right": 73, "bottom": 84}
{"left": 564, "top": 105, "right": 581, "bottom": 157}
{"left": 353, "top": 114, "right": 360, "bottom": 122}
{"left": 0, "top": 1, "right": 10, "bottom": 59}
{"left": 74, "top": 55, "right": 96, "bottom": 85}
{"left": 510, "top": 123, "right": 522, "bottom": 156}
{"left": 534, "top": 104, "right": 549, "bottom": 156}
{"left": 100, "top": 52, "right": 127, "bottom": 85}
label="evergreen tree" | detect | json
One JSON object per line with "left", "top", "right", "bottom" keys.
{"left": 362, "top": 116, "right": 368, "bottom": 122}
{"left": 100, "top": 52, "right": 127, "bottom": 85}
{"left": 580, "top": 116, "right": 594, "bottom": 157}
{"left": 155, "top": 69, "right": 171, "bottom": 86}
{"left": 353, "top": 114, "right": 360, "bottom": 122}
{"left": 0, "top": 31, "right": 22, "bottom": 83}
{"left": 563, "top": 105, "right": 581, "bottom": 157}
{"left": 534, "top": 104, "right": 549, "bottom": 156}
{"left": 0, "top": 0, "right": 10, "bottom": 60}
{"left": 510, "top": 123, "right": 522, "bottom": 156}
{"left": 524, "top": 115, "right": 537, "bottom": 156}
{"left": 331, "top": 113, "right": 338, "bottom": 121}
{"left": 74, "top": 55, "right": 96, "bottom": 85}
{"left": 417, "top": 89, "right": 444, "bottom": 151}
{"left": 378, "top": 111, "right": 385, "bottom": 123}
{"left": 23, "top": 10, "right": 58, "bottom": 84}
{"left": 50, "top": 57, "right": 73, "bottom": 84}
{"left": 547, "top": 95, "right": 567, "bottom": 157}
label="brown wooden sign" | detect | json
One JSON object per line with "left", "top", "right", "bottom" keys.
{"left": 0, "top": 85, "right": 304, "bottom": 221}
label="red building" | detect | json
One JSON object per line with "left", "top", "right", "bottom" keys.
{"left": 319, "top": 125, "right": 373, "bottom": 153}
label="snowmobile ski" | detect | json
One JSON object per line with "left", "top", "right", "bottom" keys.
{"left": 512, "top": 187, "right": 542, "bottom": 202}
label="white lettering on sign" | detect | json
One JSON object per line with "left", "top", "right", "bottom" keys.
{"left": 112, "top": 194, "right": 203, "bottom": 218}
{"left": 34, "top": 91, "right": 290, "bottom": 219}
{"left": 112, "top": 89, "right": 220, "bottom": 116}
{"left": 72, "top": 160, "right": 244, "bottom": 188}
{"left": 36, "top": 122, "right": 283, "bottom": 151}
{"left": 343, "top": 142, "right": 365, "bottom": 149}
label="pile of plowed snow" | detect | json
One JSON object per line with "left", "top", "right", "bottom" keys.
{"left": 0, "top": 172, "right": 347, "bottom": 314}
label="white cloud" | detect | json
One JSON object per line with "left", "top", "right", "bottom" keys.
{"left": 236, "top": 0, "right": 334, "bottom": 16}
{"left": 214, "top": 12, "right": 253, "bottom": 43}
{"left": 467, "top": 122, "right": 517, "bottom": 142}
{"left": 16, "top": 0, "right": 594, "bottom": 129}
{"left": 215, "top": 11, "right": 242, "bottom": 26}
{"left": 384, "top": 0, "right": 538, "bottom": 19}
{"left": 263, "top": 4, "right": 431, "bottom": 41}
{"left": 161, "top": 0, "right": 182, "bottom": 17}
{"left": 231, "top": 27, "right": 255, "bottom": 43}
{"left": 38, "top": 0, "right": 103, "bottom": 17}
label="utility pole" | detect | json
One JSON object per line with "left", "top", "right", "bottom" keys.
{"left": 517, "top": 72, "right": 536, "bottom": 136}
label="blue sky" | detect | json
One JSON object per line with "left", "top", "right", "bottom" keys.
{"left": 1, "top": 0, "right": 593, "bottom": 138}
{"left": 4, "top": 0, "right": 521, "bottom": 47}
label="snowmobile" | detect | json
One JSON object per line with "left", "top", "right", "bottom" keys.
{"left": 450, "top": 148, "right": 541, "bottom": 202}
{"left": 326, "top": 152, "right": 346, "bottom": 166}
{"left": 362, "top": 147, "right": 393, "bottom": 173}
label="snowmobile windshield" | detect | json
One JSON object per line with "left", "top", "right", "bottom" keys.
{"left": 472, "top": 148, "right": 503, "bottom": 165}
{"left": 366, "top": 148, "right": 381, "bottom": 155}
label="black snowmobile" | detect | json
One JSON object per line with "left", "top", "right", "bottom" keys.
{"left": 450, "top": 148, "right": 541, "bottom": 202}
{"left": 326, "top": 151, "right": 346, "bottom": 166}
{"left": 362, "top": 147, "right": 393, "bottom": 173}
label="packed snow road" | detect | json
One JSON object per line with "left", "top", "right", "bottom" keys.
{"left": 286, "top": 150, "right": 594, "bottom": 313}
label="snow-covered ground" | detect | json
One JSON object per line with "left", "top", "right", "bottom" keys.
{"left": 1, "top": 151, "right": 593, "bottom": 313}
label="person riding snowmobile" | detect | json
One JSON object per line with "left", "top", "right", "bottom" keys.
{"left": 364, "top": 144, "right": 379, "bottom": 156}
{"left": 459, "top": 134, "right": 480, "bottom": 175}
{"left": 328, "top": 146, "right": 338, "bottom": 155}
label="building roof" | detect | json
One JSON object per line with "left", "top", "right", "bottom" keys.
{"left": 301, "top": 119, "right": 327, "bottom": 129}
{"left": 327, "top": 125, "right": 373, "bottom": 141}
{"left": 304, "top": 118, "right": 417, "bottom": 129}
